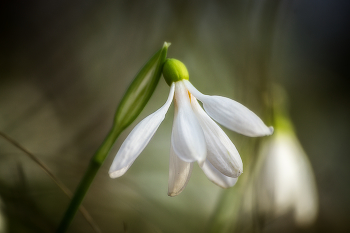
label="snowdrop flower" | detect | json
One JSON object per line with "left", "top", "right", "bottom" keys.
{"left": 255, "top": 129, "right": 318, "bottom": 226}
{"left": 109, "top": 59, "right": 273, "bottom": 196}
{"left": 253, "top": 90, "right": 318, "bottom": 226}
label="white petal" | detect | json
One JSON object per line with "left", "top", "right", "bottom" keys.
{"left": 171, "top": 81, "right": 207, "bottom": 165}
{"left": 168, "top": 145, "right": 193, "bottom": 197}
{"left": 109, "top": 83, "right": 175, "bottom": 178}
{"left": 184, "top": 80, "right": 274, "bottom": 137}
{"left": 201, "top": 160, "right": 238, "bottom": 188}
{"left": 190, "top": 95, "right": 243, "bottom": 178}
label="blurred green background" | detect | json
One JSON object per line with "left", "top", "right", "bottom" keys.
{"left": 1, "top": 0, "right": 349, "bottom": 232}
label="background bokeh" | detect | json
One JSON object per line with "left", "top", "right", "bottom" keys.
{"left": 1, "top": 0, "right": 349, "bottom": 232}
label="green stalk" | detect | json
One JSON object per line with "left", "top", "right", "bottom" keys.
{"left": 56, "top": 42, "right": 170, "bottom": 233}
{"left": 56, "top": 126, "right": 121, "bottom": 233}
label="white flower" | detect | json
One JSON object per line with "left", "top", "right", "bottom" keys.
{"left": 109, "top": 78, "right": 273, "bottom": 196}
{"left": 109, "top": 58, "right": 273, "bottom": 196}
{"left": 254, "top": 127, "right": 318, "bottom": 226}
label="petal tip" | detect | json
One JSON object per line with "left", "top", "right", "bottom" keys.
{"left": 109, "top": 170, "right": 124, "bottom": 179}
{"left": 231, "top": 169, "right": 243, "bottom": 178}
{"left": 267, "top": 126, "right": 274, "bottom": 135}
{"left": 167, "top": 191, "right": 179, "bottom": 197}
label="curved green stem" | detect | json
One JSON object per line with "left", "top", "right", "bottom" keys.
{"left": 56, "top": 42, "right": 169, "bottom": 233}
{"left": 56, "top": 126, "right": 122, "bottom": 233}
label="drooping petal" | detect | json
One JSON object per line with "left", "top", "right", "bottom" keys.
{"left": 190, "top": 95, "right": 243, "bottom": 178}
{"left": 201, "top": 160, "right": 238, "bottom": 188}
{"left": 109, "top": 83, "right": 175, "bottom": 178}
{"left": 168, "top": 145, "right": 193, "bottom": 197}
{"left": 171, "top": 81, "right": 207, "bottom": 165}
{"left": 184, "top": 80, "right": 274, "bottom": 137}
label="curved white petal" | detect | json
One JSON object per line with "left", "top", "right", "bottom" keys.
{"left": 168, "top": 145, "right": 193, "bottom": 197}
{"left": 109, "top": 83, "right": 175, "bottom": 178}
{"left": 201, "top": 160, "right": 238, "bottom": 188}
{"left": 184, "top": 80, "right": 274, "bottom": 137}
{"left": 171, "top": 81, "right": 207, "bottom": 165}
{"left": 191, "top": 95, "right": 243, "bottom": 178}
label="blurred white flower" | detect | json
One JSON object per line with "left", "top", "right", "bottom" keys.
{"left": 109, "top": 58, "right": 273, "bottom": 196}
{"left": 255, "top": 119, "right": 318, "bottom": 226}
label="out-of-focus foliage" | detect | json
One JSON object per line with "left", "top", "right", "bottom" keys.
{"left": 1, "top": 0, "right": 349, "bottom": 233}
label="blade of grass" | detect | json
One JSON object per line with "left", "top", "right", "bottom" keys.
{"left": 0, "top": 130, "right": 101, "bottom": 233}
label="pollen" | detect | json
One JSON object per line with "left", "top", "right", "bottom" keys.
{"left": 188, "top": 91, "right": 191, "bottom": 102}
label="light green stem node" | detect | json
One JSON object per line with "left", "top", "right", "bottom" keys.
{"left": 162, "top": 58, "right": 189, "bottom": 85}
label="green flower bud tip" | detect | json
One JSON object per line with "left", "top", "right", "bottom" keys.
{"left": 163, "top": 41, "right": 171, "bottom": 48}
{"left": 162, "top": 58, "right": 189, "bottom": 86}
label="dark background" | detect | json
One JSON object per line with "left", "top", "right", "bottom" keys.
{"left": 1, "top": 0, "right": 349, "bottom": 232}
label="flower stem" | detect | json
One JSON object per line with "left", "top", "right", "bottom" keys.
{"left": 56, "top": 42, "right": 169, "bottom": 233}
{"left": 56, "top": 125, "right": 122, "bottom": 233}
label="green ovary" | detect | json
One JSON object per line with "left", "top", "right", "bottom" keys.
{"left": 162, "top": 58, "right": 189, "bottom": 85}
